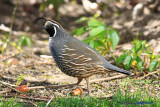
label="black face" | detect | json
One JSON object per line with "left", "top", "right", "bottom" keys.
{"left": 45, "top": 25, "right": 56, "bottom": 37}
{"left": 34, "top": 18, "right": 60, "bottom": 37}
{"left": 43, "top": 21, "right": 60, "bottom": 37}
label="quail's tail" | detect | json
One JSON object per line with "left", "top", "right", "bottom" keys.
{"left": 101, "top": 62, "right": 132, "bottom": 75}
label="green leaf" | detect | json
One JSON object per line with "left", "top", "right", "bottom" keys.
{"left": 88, "top": 18, "right": 103, "bottom": 27}
{"left": 136, "top": 56, "right": 142, "bottom": 62}
{"left": 93, "top": 13, "right": 100, "bottom": 18}
{"left": 72, "top": 27, "right": 86, "bottom": 36}
{"left": 133, "top": 40, "right": 143, "bottom": 54}
{"left": 137, "top": 61, "right": 143, "bottom": 70}
{"left": 135, "top": 56, "right": 143, "bottom": 70}
{"left": 88, "top": 40, "right": 106, "bottom": 49}
{"left": 83, "top": 28, "right": 107, "bottom": 44}
{"left": 89, "top": 41, "right": 95, "bottom": 48}
{"left": 76, "top": 17, "right": 89, "bottom": 23}
{"left": 95, "top": 40, "right": 106, "bottom": 48}
{"left": 5, "top": 33, "right": 9, "bottom": 40}
{"left": 25, "top": 36, "right": 32, "bottom": 47}
{"left": 158, "top": 55, "right": 160, "bottom": 58}
{"left": 149, "top": 60, "right": 158, "bottom": 72}
{"left": 89, "top": 26, "right": 106, "bottom": 37}
{"left": 124, "top": 55, "right": 132, "bottom": 69}
{"left": 116, "top": 54, "right": 128, "bottom": 66}
{"left": 108, "top": 29, "right": 119, "bottom": 50}
{"left": 18, "top": 36, "right": 33, "bottom": 48}
{"left": 83, "top": 37, "right": 92, "bottom": 44}
{"left": 18, "top": 36, "right": 25, "bottom": 47}
{"left": 1, "top": 43, "right": 7, "bottom": 53}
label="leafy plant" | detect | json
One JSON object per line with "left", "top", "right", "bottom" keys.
{"left": 113, "top": 87, "right": 157, "bottom": 106}
{"left": 0, "top": 0, "right": 33, "bottom": 54}
{"left": 116, "top": 39, "right": 159, "bottom": 74}
{"left": 0, "top": 33, "right": 19, "bottom": 53}
{"left": 18, "top": 35, "right": 33, "bottom": 48}
{"left": 0, "top": 34, "right": 33, "bottom": 54}
{"left": 16, "top": 74, "right": 24, "bottom": 86}
{"left": 72, "top": 15, "right": 120, "bottom": 58}
{"left": 1, "top": 87, "right": 159, "bottom": 107}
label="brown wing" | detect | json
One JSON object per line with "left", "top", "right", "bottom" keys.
{"left": 58, "top": 37, "right": 106, "bottom": 77}
{"left": 61, "top": 37, "right": 103, "bottom": 65}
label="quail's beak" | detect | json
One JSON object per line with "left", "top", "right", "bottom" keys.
{"left": 42, "top": 26, "right": 47, "bottom": 29}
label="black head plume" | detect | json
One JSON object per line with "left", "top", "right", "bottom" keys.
{"left": 34, "top": 17, "right": 47, "bottom": 24}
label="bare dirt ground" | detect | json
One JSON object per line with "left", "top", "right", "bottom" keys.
{"left": 0, "top": 1, "right": 159, "bottom": 100}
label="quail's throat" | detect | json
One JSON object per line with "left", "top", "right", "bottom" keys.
{"left": 46, "top": 28, "right": 56, "bottom": 37}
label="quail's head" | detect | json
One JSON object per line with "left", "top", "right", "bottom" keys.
{"left": 34, "top": 17, "right": 62, "bottom": 37}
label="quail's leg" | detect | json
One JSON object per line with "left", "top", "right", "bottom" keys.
{"left": 85, "top": 78, "right": 90, "bottom": 94}
{"left": 70, "top": 78, "right": 83, "bottom": 91}
{"left": 76, "top": 78, "right": 83, "bottom": 85}
{"left": 62, "top": 78, "right": 82, "bottom": 87}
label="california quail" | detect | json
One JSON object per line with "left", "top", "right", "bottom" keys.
{"left": 34, "top": 17, "right": 132, "bottom": 93}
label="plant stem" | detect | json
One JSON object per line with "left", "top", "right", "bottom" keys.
{"left": 109, "top": 50, "right": 117, "bottom": 61}
{"left": 9, "top": 0, "right": 19, "bottom": 37}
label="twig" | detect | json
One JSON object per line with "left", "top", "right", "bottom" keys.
{"left": 0, "top": 81, "right": 21, "bottom": 93}
{"left": 25, "top": 100, "right": 38, "bottom": 107}
{"left": 0, "top": 81, "right": 17, "bottom": 87}
{"left": 28, "top": 83, "right": 79, "bottom": 90}
{"left": 45, "top": 96, "right": 54, "bottom": 107}
{"left": 151, "top": 74, "right": 159, "bottom": 79}
{"left": 9, "top": 0, "right": 19, "bottom": 36}
{"left": 136, "top": 71, "right": 159, "bottom": 80}
{"left": 9, "top": 74, "right": 133, "bottom": 90}
{"left": 0, "top": 90, "right": 11, "bottom": 94}
{"left": 108, "top": 49, "right": 117, "bottom": 61}
{"left": 81, "top": 73, "right": 134, "bottom": 84}
{"left": 2, "top": 75, "right": 17, "bottom": 82}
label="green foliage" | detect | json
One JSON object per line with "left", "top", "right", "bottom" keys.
{"left": 40, "top": 0, "right": 65, "bottom": 11}
{"left": 113, "top": 88, "right": 157, "bottom": 106}
{"left": 108, "top": 28, "right": 119, "bottom": 49}
{"left": 116, "top": 54, "right": 128, "bottom": 65}
{"left": 0, "top": 33, "right": 9, "bottom": 53}
{"left": 0, "top": 87, "right": 159, "bottom": 107}
{"left": 149, "top": 60, "right": 158, "bottom": 72}
{"left": 72, "top": 15, "right": 120, "bottom": 56}
{"left": 123, "top": 55, "right": 132, "bottom": 69}
{"left": 116, "top": 39, "right": 159, "bottom": 73}
{"left": 0, "top": 33, "right": 33, "bottom": 54}
{"left": 0, "top": 33, "right": 20, "bottom": 53}
{"left": 18, "top": 35, "right": 33, "bottom": 48}
{"left": 16, "top": 73, "right": 24, "bottom": 86}
{"left": 0, "top": 97, "right": 24, "bottom": 107}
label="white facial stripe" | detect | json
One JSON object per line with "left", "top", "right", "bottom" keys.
{"left": 48, "top": 21, "right": 60, "bottom": 28}
{"left": 53, "top": 26, "right": 56, "bottom": 37}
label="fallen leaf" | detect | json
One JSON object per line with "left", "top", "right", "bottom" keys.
{"left": 16, "top": 85, "right": 29, "bottom": 92}
{"left": 71, "top": 88, "right": 83, "bottom": 96}
{"left": 7, "top": 58, "right": 19, "bottom": 65}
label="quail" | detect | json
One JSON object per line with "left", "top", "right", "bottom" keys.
{"left": 34, "top": 17, "right": 132, "bottom": 93}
